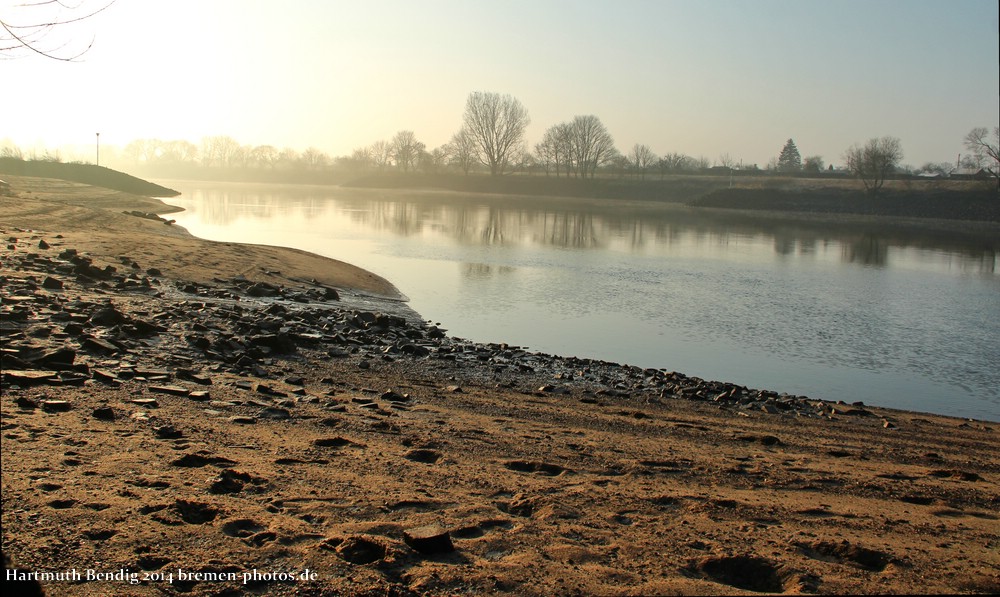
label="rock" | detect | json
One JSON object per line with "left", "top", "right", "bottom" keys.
{"left": 15, "top": 396, "right": 38, "bottom": 409}
{"left": 40, "top": 399, "right": 72, "bottom": 412}
{"left": 380, "top": 390, "right": 409, "bottom": 403}
{"left": 403, "top": 525, "right": 455, "bottom": 554}
{"left": 255, "top": 383, "right": 287, "bottom": 397}
{"left": 90, "top": 305, "right": 125, "bottom": 327}
{"left": 149, "top": 385, "right": 191, "bottom": 397}
{"left": 37, "top": 239, "right": 49, "bottom": 249}
{"left": 154, "top": 424, "right": 183, "bottom": 439}
{"left": 41, "top": 276, "right": 62, "bottom": 289}
{"left": 176, "top": 369, "right": 212, "bottom": 386}
{"left": 92, "top": 369, "right": 121, "bottom": 385}
{"left": 259, "top": 407, "right": 291, "bottom": 420}
{"left": 229, "top": 416, "right": 256, "bottom": 425}
{"left": 28, "top": 348, "right": 76, "bottom": 369}
{"left": 3, "top": 370, "right": 59, "bottom": 386}
{"left": 246, "top": 282, "right": 280, "bottom": 297}
{"left": 131, "top": 398, "right": 159, "bottom": 408}
{"left": 82, "top": 337, "right": 122, "bottom": 355}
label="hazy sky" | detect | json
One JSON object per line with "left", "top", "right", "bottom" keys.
{"left": 4, "top": 0, "right": 998, "bottom": 168}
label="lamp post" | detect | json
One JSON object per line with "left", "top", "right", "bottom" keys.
{"left": 96, "top": 132, "right": 100, "bottom": 167}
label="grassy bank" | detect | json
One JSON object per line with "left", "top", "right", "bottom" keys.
{"left": 0, "top": 158, "right": 179, "bottom": 198}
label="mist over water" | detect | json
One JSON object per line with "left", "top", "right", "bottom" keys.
{"left": 161, "top": 182, "right": 1000, "bottom": 421}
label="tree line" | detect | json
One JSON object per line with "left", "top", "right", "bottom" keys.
{"left": 3, "top": 92, "right": 996, "bottom": 195}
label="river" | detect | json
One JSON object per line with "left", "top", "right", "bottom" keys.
{"left": 159, "top": 181, "right": 1000, "bottom": 421}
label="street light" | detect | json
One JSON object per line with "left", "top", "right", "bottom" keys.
{"left": 96, "top": 132, "right": 100, "bottom": 167}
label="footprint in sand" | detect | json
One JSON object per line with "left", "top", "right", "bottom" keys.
{"left": 503, "top": 460, "right": 568, "bottom": 476}
{"left": 684, "top": 555, "right": 811, "bottom": 593}
{"left": 403, "top": 449, "right": 443, "bottom": 464}
{"left": 795, "top": 540, "right": 892, "bottom": 572}
{"left": 220, "top": 518, "right": 266, "bottom": 538}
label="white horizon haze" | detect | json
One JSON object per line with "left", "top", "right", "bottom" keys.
{"left": 3, "top": 0, "right": 998, "bottom": 170}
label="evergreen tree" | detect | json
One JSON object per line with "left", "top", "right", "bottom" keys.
{"left": 777, "top": 138, "right": 802, "bottom": 172}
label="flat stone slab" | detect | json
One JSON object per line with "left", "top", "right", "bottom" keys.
{"left": 3, "top": 370, "right": 59, "bottom": 384}
{"left": 149, "top": 385, "right": 191, "bottom": 397}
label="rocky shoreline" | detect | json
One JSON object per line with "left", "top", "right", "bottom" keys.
{"left": 3, "top": 231, "right": 893, "bottom": 426}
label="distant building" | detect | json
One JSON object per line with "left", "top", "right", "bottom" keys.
{"left": 949, "top": 167, "right": 992, "bottom": 180}
{"left": 0, "top": 179, "right": 10, "bottom": 195}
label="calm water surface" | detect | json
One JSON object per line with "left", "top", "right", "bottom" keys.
{"left": 160, "top": 181, "right": 1000, "bottom": 421}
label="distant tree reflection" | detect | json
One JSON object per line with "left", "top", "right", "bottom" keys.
{"left": 843, "top": 235, "right": 889, "bottom": 267}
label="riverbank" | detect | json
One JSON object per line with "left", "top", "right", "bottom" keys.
{"left": 344, "top": 172, "right": 1000, "bottom": 223}
{"left": 2, "top": 177, "right": 998, "bottom": 595}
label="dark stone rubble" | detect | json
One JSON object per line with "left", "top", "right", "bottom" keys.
{"left": 1, "top": 232, "right": 869, "bottom": 421}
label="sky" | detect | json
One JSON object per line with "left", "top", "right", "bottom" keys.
{"left": 2, "top": 0, "right": 998, "bottom": 169}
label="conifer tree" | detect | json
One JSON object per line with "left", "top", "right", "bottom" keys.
{"left": 777, "top": 139, "right": 802, "bottom": 172}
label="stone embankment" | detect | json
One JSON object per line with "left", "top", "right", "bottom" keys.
{"left": 4, "top": 228, "right": 880, "bottom": 424}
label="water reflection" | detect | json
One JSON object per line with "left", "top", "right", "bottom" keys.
{"left": 842, "top": 235, "right": 890, "bottom": 267}
{"left": 178, "top": 184, "right": 998, "bottom": 274}
{"left": 162, "top": 183, "right": 1000, "bottom": 421}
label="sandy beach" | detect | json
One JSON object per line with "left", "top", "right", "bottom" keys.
{"left": 2, "top": 176, "right": 997, "bottom": 596}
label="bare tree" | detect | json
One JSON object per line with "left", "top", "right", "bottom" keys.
{"left": 717, "top": 153, "right": 736, "bottom": 169}
{"left": 448, "top": 127, "right": 478, "bottom": 175}
{"left": 369, "top": 140, "right": 393, "bottom": 173}
{"left": 1, "top": 143, "right": 24, "bottom": 159}
{"left": 421, "top": 146, "right": 449, "bottom": 174}
{"left": 345, "top": 146, "right": 373, "bottom": 173}
{"left": 391, "top": 130, "right": 423, "bottom": 172}
{"left": 963, "top": 126, "right": 999, "bottom": 191}
{"left": 123, "top": 139, "right": 162, "bottom": 165}
{"left": 276, "top": 148, "right": 299, "bottom": 170}
{"left": 199, "top": 136, "right": 243, "bottom": 168}
{"left": 844, "top": 137, "right": 903, "bottom": 196}
{"left": 537, "top": 122, "right": 574, "bottom": 177}
{"left": 609, "top": 150, "right": 629, "bottom": 179}
{"left": 249, "top": 145, "right": 278, "bottom": 169}
{"left": 300, "top": 147, "right": 329, "bottom": 170}
{"left": 629, "top": 144, "right": 658, "bottom": 180}
{"left": 657, "top": 152, "right": 691, "bottom": 177}
{"left": 1, "top": 0, "right": 115, "bottom": 61}
{"left": 162, "top": 140, "right": 199, "bottom": 165}
{"left": 569, "top": 115, "right": 615, "bottom": 179}
{"left": 462, "top": 92, "right": 530, "bottom": 176}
